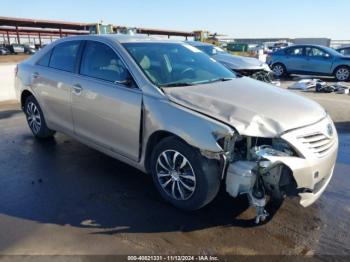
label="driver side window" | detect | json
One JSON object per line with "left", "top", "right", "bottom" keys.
{"left": 80, "top": 41, "right": 128, "bottom": 83}
{"left": 286, "top": 47, "right": 303, "bottom": 56}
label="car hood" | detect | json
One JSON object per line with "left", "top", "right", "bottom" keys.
{"left": 213, "top": 53, "right": 267, "bottom": 70}
{"left": 164, "top": 77, "right": 326, "bottom": 137}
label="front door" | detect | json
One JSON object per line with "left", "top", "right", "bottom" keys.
{"left": 284, "top": 46, "right": 306, "bottom": 72}
{"left": 71, "top": 40, "right": 142, "bottom": 161}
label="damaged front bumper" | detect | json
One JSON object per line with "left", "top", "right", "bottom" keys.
{"left": 279, "top": 116, "right": 338, "bottom": 207}
{"left": 224, "top": 116, "right": 338, "bottom": 220}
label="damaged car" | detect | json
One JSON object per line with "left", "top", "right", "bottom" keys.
{"left": 187, "top": 41, "right": 275, "bottom": 83}
{"left": 15, "top": 35, "right": 338, "bottom": 223}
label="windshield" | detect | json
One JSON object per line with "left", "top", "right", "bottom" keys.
{"left": 123, "top": 42, "right": 235, "bottom": 87}
{"left": 195, "top": 45, "right": 227, "bottom": 56}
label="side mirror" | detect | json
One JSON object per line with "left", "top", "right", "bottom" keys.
{"left": 114, "top": 72, "right": 134, "bottom": 87}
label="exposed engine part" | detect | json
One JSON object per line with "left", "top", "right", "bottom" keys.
{"left": 234, "top": 69, "right": 280, "bottom": 85}
{"left": 226, "top": 161, "right": 256, "bottom": 197}
{"left": 248, "top": 175, "right": 269, "bottom": 224}
{"left": 225, "top": 140, "right": 298, "bottom": 224}
{"left": 251, "top": 70, "right": 274, "bottom": 83}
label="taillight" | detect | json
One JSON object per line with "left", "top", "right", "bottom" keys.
{"left": 15, "top": 64, "right": 18, "bottom": 77}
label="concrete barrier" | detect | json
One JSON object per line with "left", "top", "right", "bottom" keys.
{"left": 0, "top": 63, "right": 16, "bottom": 102}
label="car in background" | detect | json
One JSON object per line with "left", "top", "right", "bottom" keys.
{"left": 24, "top": 44, "right": 36, "bottom": 54}
{"left": 188, "top": 41, "right": 274, "bottom": 83}
{"left": 6, "top": 44, "right": 25, "bottom": 54}
{"left": 336, "top": 46, "right": 350, "bottom": 56}
{"left": 269, "top": 44, "right": 350, "bottom": 81}
{"left": 0, "top": 46, "right": 10, "bottom": 55}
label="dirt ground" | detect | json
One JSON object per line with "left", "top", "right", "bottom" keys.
{"left": 0, "top": 54, "right": 31, "bottom": 64}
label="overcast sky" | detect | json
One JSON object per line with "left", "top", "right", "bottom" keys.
{"left": 1, "top": 0, "right": 349, "bottom": 39}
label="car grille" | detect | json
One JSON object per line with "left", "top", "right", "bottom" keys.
{"left": 297, "top": 132, "right": 336, "bottom": 158}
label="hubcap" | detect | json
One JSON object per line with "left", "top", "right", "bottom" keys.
{"left": 273, "top": 65, "right": 284, "bottom": 76}
{"left": 26, "top": 102, "right": 41, "bottom": 134}
{"left": 336, "top": 68, "right": 349, "bottom": 81}
{"left": 156, "top": 150, "right": 196, "bottom": 201}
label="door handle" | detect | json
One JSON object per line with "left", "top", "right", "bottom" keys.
{"left": 72, "top": 84, "right": 83, "bottom": 95}
{"left": 32, "top": 72, "right": 40, "bottom": 79}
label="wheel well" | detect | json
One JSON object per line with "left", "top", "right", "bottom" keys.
{"left": 272, "top": 62, "right": 285, "bottom": 68}
{"left": 20, "top": 90, "right": 33, "bottom": 110}
{"left": 144, "top": 131, "right": 184, "bottom": 173}
{"left": 333, "top": 65, "right": 350, "bottom": 75}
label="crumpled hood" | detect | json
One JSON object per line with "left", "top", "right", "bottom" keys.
{"left": 214, "top": 53, "right": 268, "bottom": 70}
{"left": 164, "top": 77, "right": 326, "bottom": 137}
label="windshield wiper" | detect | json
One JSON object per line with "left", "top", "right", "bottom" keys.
{"left": 209, "top": 77, "right": 235, "bottom": 83}
{"left": 160, "top": 82, "right": 194, "bottom": 87}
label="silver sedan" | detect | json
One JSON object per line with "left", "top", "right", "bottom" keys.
{"left": 15, "top": 35, "right": 338, "bottom": 223}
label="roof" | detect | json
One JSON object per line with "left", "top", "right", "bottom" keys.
{"left": 0, "top": 16, "right": 89, "bottom": 30}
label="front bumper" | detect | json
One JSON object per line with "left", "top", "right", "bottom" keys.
{"left": 226, "top": 116, "right": 338, "bottom": 207}
{"left": 280, "top": 116, "right": 338, "bottom": 207}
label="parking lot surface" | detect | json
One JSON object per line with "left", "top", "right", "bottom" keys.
{"left": 0, "top": 88, "right": 350, "bottom": 256}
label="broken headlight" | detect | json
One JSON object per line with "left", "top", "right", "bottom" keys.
{"left": 232, "top": 137, "right": 298, "bottom": 162}
{"left": 251, "top": 138, "right": 298, "bottom": 159}
{"left": 271, "top": 138, "right": 297, "bottom": 156}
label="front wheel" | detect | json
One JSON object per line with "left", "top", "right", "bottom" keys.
{"left": 334, "top": 66, "right": 350, "bottom": 81}
{"left": 271, "top": 63, "right": 287, "bottom": 78}
{"left": 150, "top": 137, "right": 221, "bottom": 211}
{"left": 24, "top": 95, "right": 55, "bottom": 138}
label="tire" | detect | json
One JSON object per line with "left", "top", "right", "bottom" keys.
{"left": 271, "top": 63, "right": 287, "bottom": 78}
{"left": 334, "top": 66, "right": 350, "bottom": 81}
{"left": 150, "top": 136, "right": 221, "bottom": 211}
{"left": 24, "top": 95, "right": 55, "bottom": 139}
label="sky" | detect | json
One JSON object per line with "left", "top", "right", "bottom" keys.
{"left": 1, "top": 0, "right": 349, "bottom": 39}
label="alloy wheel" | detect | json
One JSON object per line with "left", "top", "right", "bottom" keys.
{"left": 156, "top": 150, "right": 196, "bottom": 201}
{"left": 26, "top": 102, "right": 42, "bottom": 134}
{"left": 336, "top": 68, "right": 349, "bottom": 81}
{"left": 272, "top": 64, "right": 284, "bottom": 76}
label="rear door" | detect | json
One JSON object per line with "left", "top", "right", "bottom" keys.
{"left": 283, "top": 46, "right": 306, "bottom": 72}
{"left": 31, "top": 40, "right": 83, "bottom": 133}
{"left": 71, "top": 40, "right": 142, "bottom": 161}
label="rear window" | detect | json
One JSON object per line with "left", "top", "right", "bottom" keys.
{"left": 37, "top": 50, "right": 52, "bottom": 67}
{"left": 49, "top": 41, "right": 80, "bottom": 72}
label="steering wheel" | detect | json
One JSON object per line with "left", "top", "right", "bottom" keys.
{"left": 180, "top": 67, "right": 195, "bottom": 78}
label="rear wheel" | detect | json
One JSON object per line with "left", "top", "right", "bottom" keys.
{"left": 334, "top": 66, "right": 350, "bottom": 81}
{"left": 150, "top": 137, "right": 221, "bottom": 210}
{"left": 24, "top": 95, "right": 55, "bottom": 138}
